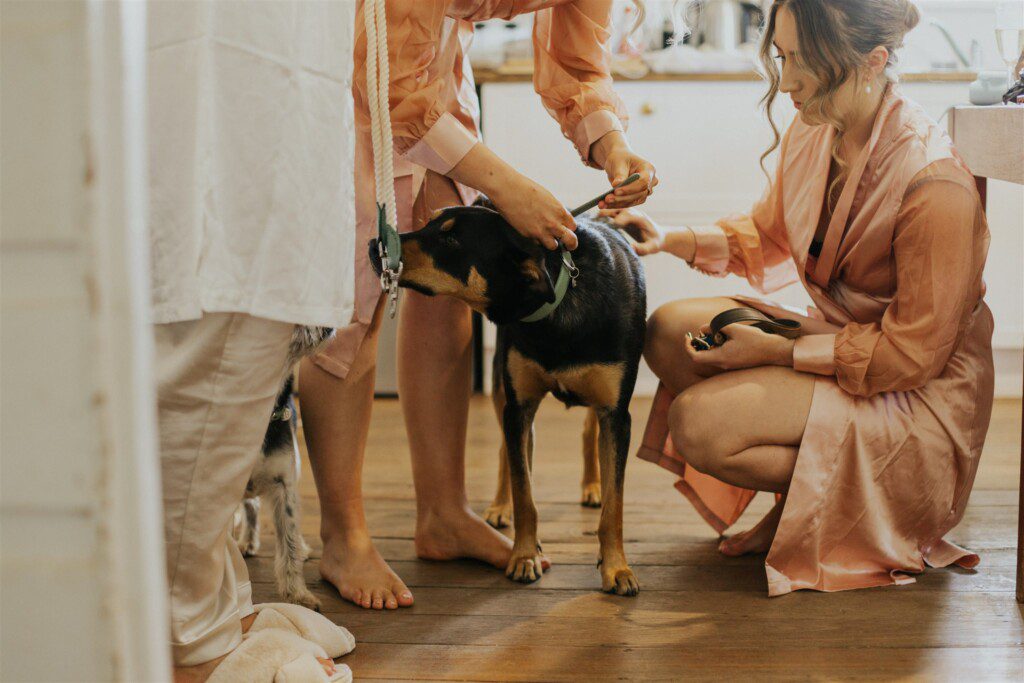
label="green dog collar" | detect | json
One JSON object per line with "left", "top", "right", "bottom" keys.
{"left": 520, "top": 248, "right": 578, "bottom": 323}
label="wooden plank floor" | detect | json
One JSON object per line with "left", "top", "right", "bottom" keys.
{"left": 249, "top": 396, "right": 1024, "bottom": 681}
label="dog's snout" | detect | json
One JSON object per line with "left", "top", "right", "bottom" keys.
{"left": 368, "top": 238, "right": 381, "bottom": 276}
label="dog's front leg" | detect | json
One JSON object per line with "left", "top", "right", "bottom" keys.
{"left": 503, "top": 396, "right": 543, "bottom": 584}
{"left": 596, "top": 407, "right": 639, "bottom": 596}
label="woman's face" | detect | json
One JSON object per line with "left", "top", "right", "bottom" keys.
{"left": 774, "top": 5, "right": 868, "bottom": 127}
{"left": 774, "top": 5, "right": 817, "bottom": 124}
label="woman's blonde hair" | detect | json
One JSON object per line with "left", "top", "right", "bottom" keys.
{"left": 757, "top": 0, "right": 921, "bottom": 204}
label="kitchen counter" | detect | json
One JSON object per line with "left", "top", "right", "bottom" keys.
{"left": 473, "top": 62, "right": 977, "bottom": 84}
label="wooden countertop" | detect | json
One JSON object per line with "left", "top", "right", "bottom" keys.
{"left": 473, "top": 62, "right": 976, "bottom": 84}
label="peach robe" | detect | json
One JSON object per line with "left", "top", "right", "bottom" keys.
{"left": 638, "top": 85, "right": 995, "bottom": 596}
{"left": 316, "top": 0, "right": 629, "bottom": 378}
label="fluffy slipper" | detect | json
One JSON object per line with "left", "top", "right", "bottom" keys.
{"left": 207, "top": 628, "right": 328, "bottom": 683}
{"left": 275, "top": 657, "right": 352, "bottom": 683}
{"left": 252, "top": 603, "right": 355, "bottom": 659}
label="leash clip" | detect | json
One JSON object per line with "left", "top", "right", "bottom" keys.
{"left": 378, "top": 242, "right": 402, "bottom": 319}
{"left": 376, "top": 204, "right": 403, "bottom": 319}
{"left": 560, "top": 249, "right": 580, "bottom": 288}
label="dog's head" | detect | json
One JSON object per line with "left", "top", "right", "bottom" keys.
{"left": 369, "top": 205, "right": 557, "bottom": 324}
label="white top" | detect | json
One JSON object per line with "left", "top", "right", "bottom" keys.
{"left": 147, "top": 1, "right": 356, "bottom": 327}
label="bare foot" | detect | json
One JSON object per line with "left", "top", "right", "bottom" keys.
{"left": 718, "top": 499, "right": 784, "bottom": 557}
{"left": 172, "top": 615, "right": 335, "bottom": 682}
{"left": 320, "top": 532, "right": 414, "bottom": 610}
{"left": 415, "top": 503, "right": 550, "bottom": 570}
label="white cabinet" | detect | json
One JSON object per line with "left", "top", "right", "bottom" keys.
{"left": 480, "top": 79, "right": 1022, "bottom": 396}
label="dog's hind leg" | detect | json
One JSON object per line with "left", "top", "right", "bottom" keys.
{"left": 269, "top": 475, "right": 321, "bottom": 611}
{"left": 485, "top": 358, "right": 514, "bottom": 529}
{"left": 239, "top": 497, "right": 261, "bottom": 557}
{"left": 580, "top": 408, "right": 602, "bottom": 508}
{"left": 504, "top": 396, "right": 544, "bottom": 584}
{"left": 596, "top": 407, "right": 639, "bottom": 596}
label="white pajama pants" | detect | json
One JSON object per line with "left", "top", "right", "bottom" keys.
{"left": 155, "top": 312, "right": 294, "bottom": 666}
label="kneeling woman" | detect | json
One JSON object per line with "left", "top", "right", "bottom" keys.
{"left": 611, "top": 0, "right": 994, "bottom": 595}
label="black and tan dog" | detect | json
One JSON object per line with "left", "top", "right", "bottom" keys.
{"left": 370, "top": 203, "right": 645, "bottom": 596}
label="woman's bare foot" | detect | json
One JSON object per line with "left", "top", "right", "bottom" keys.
{"left": 172, "top": 615, "right": 335, "bottom": 682}
{"left": 718, "top": 498, "right": 785, "bottom": 557}
{"left": 415, "top": 503, "right": 550, "bottom": 570}
{"left": 320, "top": 532, "right": 414, "bottom": 610}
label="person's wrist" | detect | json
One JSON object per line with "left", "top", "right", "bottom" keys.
{"left": 590, "top": 130, "right": 628, "bottom": 168}
{"left": 771, "top": 337, "right": 796, "bottom": 367}
{"left": 485, "top": 168, "right": 526, "bottom": 205}
{"left": 665, "top": 228, "right": 696, "bottom": 262}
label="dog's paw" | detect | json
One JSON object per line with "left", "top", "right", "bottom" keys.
{"left": 580, "top": 482, "right": 602, "bottom": 508}
{"left": 484, "top": 503, "right": 513, "bottom": 529}
{"left": 505, "top": 552, "right": 544, "bottom": 584}
{"left": 286, "top": 589, "right": 322, "bottom": 612}
{"left": 240, "top": 537, "right": 260, "bottom": 557}
{"left": 601, "top": 566, "right": 640, "bottom": 597}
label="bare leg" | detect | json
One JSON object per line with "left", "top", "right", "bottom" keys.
{"left": 645, "top": 298, "right": 814, "bottom": 557}
{"left": 643, "top": 297, "right": 740, "bottom": 394}
{"left": 398, "top": 290, "right": 515, "bottom": 569}
{"left": 299, "top": 300, "right": 413, "bottom": 610}
{"left": 669, "top": 365, "right": 814, "bottom": 556}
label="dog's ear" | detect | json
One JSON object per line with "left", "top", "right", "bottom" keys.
{"left": 520, "top": 258, "right": 556, "bottom": 304}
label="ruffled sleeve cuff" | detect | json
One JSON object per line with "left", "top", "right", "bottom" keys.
{"left": 573, "top": 109, "right": 625, "bottom": 168}
{"left": 687, "top": 225, "right": 731, "bottom": 275}
{"left": 402, "top": 112, "right": 479, "bottom": 175}
{"left": 792, "top": 334, "right": 837, "bottom": 376}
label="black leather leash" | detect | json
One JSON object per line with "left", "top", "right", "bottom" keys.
{"left": 687, "top": 307, "right": 802, "bottom": 351}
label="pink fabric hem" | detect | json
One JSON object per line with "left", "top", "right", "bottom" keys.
{"left": 636, "top": 444, "right": 687, "bottom": 478}
{"left": 923, "top": 538, "right": 980, "bottom": 569}
{"left": 404, "top": 112, "right": 479, "bottom": 175}
{"left": 312, "top": 318, "right": 370, "bottom": 381}
{"left": 766, "top": 564, "right": 920, "bottom": 597}
{"left": 572, "top": 109, "right": 624, "bottom": 167}
{"left": 673, "top": 479, "right": 730, "bottom": 535}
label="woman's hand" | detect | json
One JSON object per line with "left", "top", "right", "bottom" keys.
{"left": 685, "top": 323, "right": 795, "bottom": 371}
{"left": 600, "top": 207, "right": 665, "bottom": 255}
{"left": 448, "top": 142, "right": 576, "bottom": 250}
{"left": 489, "top": 174, "right": 577, "bottom": 250}
{"left": 589, "top": 131, "right": 658, "bottom": 209}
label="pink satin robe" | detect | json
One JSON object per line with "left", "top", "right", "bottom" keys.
{"left": 638, "top": 85, "right": 995, "bottom": 596}
{"left": 316, "top": 0, "right": 628, "bottom": 378}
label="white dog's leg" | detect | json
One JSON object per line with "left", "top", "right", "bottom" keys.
{"left": 269, "top": 469, "right": 320, "bottom": 611}
{"left": 239, "top": 497, "right": 261, "bottom": 557}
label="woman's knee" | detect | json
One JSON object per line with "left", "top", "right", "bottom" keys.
{"left": 667, "top": 388, "right": 723, "bottom": 475}
{"left": 645, "top": 300, "right": 699, "bottom": 374}
{"left": 645, "top": 298, "right": 732, "bottom": 386}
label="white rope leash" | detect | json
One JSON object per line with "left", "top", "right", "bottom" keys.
{"left": 364, "top": 0, "right": 401, "bottom": 317}
{"left": 364, "top": 0, "right": 396, "bottom": 228}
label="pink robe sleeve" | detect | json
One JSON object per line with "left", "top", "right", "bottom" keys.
{"left": 793, "top": 166, "right": 988, "bottom": 396}
{"left": 532, "top": 0, "right": 629, "bottom": 167}
{"left": 353, "top": 1, "right": 478, "bottom": 175}
{"left": 689, "top": 132, "right": 799, "bottom": 294}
